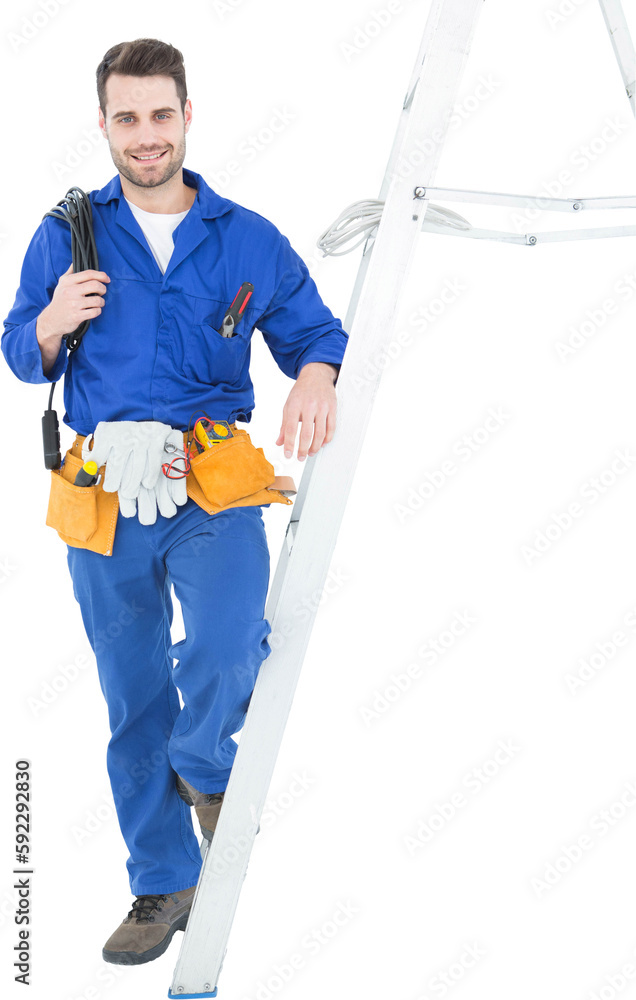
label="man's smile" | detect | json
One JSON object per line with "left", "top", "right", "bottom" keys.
{"left": 130, "top": 149, "right": 168, "bottom": 162}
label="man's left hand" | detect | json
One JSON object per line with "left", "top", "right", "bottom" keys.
{"left": 276, "top": 362, "right": 339, "bottom": 461}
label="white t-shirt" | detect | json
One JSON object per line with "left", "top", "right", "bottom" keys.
{"left": 125, "top": 198, "right": 190, "bottom": 274}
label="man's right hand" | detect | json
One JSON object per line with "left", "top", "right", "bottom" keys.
{"left": 37, "top": 263, "right": 110, "bottom": 339}
{"left": 36, "top": 263, "right": 110, "bottom": 375}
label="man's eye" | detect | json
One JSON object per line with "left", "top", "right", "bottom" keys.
{"left": 118, "top": 115, "right": 168, "bottom": 123}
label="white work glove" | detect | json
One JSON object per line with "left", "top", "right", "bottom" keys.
{"left": 82, "top": 420, "right": 173, "bottom": 493}
{"left": 131, "top": 429, "right": 189, "bottom": 525}
{"left": 82, "top": 421, "right": 188, "bottom": 524}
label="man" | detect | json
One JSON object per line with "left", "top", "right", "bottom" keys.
{"left": 1, "top": 38, "right": 347, "bottom": 966}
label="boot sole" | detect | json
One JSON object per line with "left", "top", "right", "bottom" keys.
{"left": 102, "top": 910, "right": 190, "bottom": 966}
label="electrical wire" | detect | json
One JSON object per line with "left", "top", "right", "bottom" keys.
{"left": 42, "top": 187, "right": 99, "bottom": 409}
{"left": 316, "top": 197, "right": 472, "bottom": 256}
{"left": 316, "top": 200, "right": 386, "bottom": 257}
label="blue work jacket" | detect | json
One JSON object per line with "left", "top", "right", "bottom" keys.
{"left": 1, "top": 168, "right": 348, "bottom": 435}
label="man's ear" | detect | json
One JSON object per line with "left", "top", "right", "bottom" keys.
{"left": 184, "top": 98, "right": 193, "bottom": 133}
{"left": 98, "top": 107, "right": 107, "bottom": 137}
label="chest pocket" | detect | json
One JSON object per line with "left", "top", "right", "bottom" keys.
{"left": 171, "top": 298, "right": 251, "bottom": 386}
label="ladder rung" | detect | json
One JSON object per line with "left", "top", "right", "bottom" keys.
{"left": 417, "top": 187, "right": 636, "bottom": 212}
{"left": 421, "top": 220, "right": 636, "bottom": 244}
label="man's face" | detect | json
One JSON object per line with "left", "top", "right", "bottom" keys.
{"left": 98, "top": 73, "right": 192, "bottom": 189}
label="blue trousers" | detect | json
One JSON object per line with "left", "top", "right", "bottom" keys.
{"left": 66, "top": 497, "right": 272, "bottom": 896}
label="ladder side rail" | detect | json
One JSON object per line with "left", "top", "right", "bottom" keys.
{"left": 168, "top": 1, "right": 486, "bottom": 996}
{"left": 598, "top": 0, "right": 636, "bottom": 115}
{"left": 379, "top": 0, "right": 446, "bottom": 201}
{"left": 323, "top": 0, "right": 450, "bottom": 341}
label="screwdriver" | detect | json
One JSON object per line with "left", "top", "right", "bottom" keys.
{"left": 74, "top": 460, "right": 99, "bottom": 487}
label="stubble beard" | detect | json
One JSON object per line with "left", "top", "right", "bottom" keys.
{"left": 110, "top": 132, "right": 187, "bottom": 189}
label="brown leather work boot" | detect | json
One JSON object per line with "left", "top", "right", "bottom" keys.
{"left": 102, "top": 886, "right": 196, "bottom": 965}
{"left": 176, "top": 774, "right": 224, "bottom": 840}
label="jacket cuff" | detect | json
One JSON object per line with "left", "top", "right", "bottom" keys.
{"left": 12, "top": 318, "right": 68, "bottom": 384}
{"left": 296, "top": 355, "right": 342, "bottom": 382}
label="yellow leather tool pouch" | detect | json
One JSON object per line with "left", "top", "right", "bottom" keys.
{"left": 187, "top": 427, "right": 289, "bottom": 509}
{"left": 46, "top": 446, "right": 119, "bottom": 556}
{"left": 45, "top": 428, "right": 293, "bottom": 553}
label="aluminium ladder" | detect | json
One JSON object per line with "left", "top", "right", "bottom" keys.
{"left": 169, "top": 1, "right": 636, "bottom": 995}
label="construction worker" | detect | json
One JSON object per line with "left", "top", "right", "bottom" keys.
{"left": 1, "top": 38, "right": 347, "bottom": 967}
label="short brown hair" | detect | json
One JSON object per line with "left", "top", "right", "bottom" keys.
{"left": 96, "top": 38, "right": 187, "bottom": 117}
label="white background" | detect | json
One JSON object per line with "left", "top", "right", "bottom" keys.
{"left": 2, "top": 1, "right": 636, "bottom": 998}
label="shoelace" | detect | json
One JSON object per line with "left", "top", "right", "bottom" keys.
{"left": 128, "top": 893, "right": 169, "bottom": 922}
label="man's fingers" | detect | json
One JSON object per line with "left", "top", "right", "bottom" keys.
{"left": 77, "top": 279, "right": 108, "bottom": 295}
{"left": 295, "top": 419, "right": 314, "bottom": 461}
{"left": 66, "top": 268, "right": 110, "bottom": 285}
{"left": 324, "top": 406, "right": 337, "bottom": 444}
{"left": 306, "top": 409, "right": 328, "bottom": 457}
{"left": 277, "top": 413, "right": 333, "bottom": 460}
{"left": 281, "top": 421, "right": 297, "bottom": 458}
{"left": 277, "top": 402, "right": 300, "bottom": 458}
{"left": 79, "top": 296, "right": 106, "bottom": 311}
{"left": 277, "top": 383, "right": 337, "bottom": 461}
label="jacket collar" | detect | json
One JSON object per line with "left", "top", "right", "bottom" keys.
{"left": 91, "top": 167, "right": 235, "bottom": 279}
{"left": 91, "top": 167, "right": 235, "bottom": 220}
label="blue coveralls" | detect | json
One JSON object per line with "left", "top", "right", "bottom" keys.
{"left": 2, "top": 168, "right": 348, "bottom": 895}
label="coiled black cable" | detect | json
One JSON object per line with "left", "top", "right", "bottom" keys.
{"left": 42, "top": 186, "right": 98, "bottom": 394}
{"left": 41, "top": 187, "right": 98, "bottom": 467}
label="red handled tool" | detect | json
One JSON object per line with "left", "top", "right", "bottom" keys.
{"left": 218, "top": 282, "right": 253, "bottom": 338}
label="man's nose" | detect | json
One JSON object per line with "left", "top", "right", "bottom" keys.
{"left": 135, "top": 121, "right": 163, "bottom": 147}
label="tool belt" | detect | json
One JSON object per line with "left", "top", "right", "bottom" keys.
{"left": 46, "top": 424, "right": 296, "bottom": 556}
